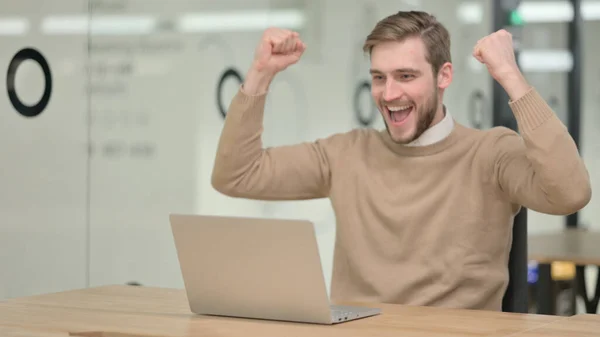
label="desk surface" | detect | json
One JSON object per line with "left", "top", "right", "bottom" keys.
{"left": 512, "top": 314, "right": 600, "bottom": 337}
{"left": 0, "top": 285, "right": 572, "bottom": 337}
{"left": 528, "top": 229, "right": 600, "bottom": 265}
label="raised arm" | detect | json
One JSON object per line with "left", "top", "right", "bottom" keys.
{"left": 490, "top": 89, "right": 591, "bottom": 215}
{"left": 211, "top": 28, "right": 349, "bottom": 200}
{"left": 474, "top": 29, "right": 591, "bottom": 215}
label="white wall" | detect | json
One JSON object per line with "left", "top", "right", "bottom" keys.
{"left": 1, "top": 0, "right": 599, "bottom": 305}
{"left": 0, "top": 0, "right": 89, "bottom": 299}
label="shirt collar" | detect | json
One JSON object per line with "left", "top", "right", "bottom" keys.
{"left": 406, "top": 106, "right": 454, "bottom": 147}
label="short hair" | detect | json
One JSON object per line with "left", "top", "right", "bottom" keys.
{"left": 363, "top": 11, "right": 452, "bottom": 76}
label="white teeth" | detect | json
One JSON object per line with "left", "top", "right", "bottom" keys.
{"left": 387, "top": 105, "right": 411, "bottom": 112}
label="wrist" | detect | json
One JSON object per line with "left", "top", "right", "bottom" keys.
{"left": 497, "top": 68, "right": 530, "bottom": 102}
{"left": 242, "top": 64, "right": 276, "bottom": 95}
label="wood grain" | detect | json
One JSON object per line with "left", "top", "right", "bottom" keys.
{"left": 507, "top": 314, "right": 600, "bottom": 336}
{"left": 0, "top": 285, "right": 577, "bottom": 337}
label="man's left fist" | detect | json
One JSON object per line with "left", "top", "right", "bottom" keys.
{"left": 473, "top": 29, "right": 520, "bottom": 82}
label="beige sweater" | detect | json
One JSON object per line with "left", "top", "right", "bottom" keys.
{"left": 211, "top": 87, "right": 591, "bottom": 311}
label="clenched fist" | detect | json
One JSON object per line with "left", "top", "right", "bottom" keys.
{"left": 243, "top": 28, "right": 306, "bottom": 95}
{"left": 473, "top": 29, "right": 530, "bottom": 101}
{"left": 472, "top": 29, "right": 519, "bottom": 83}
{"left": 253, "top": 28, "right": 306, "bottom": 74}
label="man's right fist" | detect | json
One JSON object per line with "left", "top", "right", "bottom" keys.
{"left": 252, "top": 28, "right": 306, "bottom": 74}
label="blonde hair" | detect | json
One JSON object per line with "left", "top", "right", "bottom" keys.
{"left": 363, "top": 11, "right": 451, "bottom": 76}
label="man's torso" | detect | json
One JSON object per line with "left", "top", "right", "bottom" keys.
{"left": 326, "top": 125, "right": 517, "bottom": 311}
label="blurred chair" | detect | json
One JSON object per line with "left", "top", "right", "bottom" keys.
{"left": 502, "top": 207, "right": 529, "bottom": 313}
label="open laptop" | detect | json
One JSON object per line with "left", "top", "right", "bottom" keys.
{"left": 169, "top": 214, "right": 381, "bottom": 324}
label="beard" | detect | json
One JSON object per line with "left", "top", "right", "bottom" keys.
{"left": 384, "top": 86, "right": 439, "bottom": 145}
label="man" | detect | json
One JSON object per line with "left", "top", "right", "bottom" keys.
{"left": 211, "top": 11, "right": 591, "bottom": 311}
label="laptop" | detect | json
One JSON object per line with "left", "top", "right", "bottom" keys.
{"left": 169, "top": 214, "right": 381, "bottom": 324}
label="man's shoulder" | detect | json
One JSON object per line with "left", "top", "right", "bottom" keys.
{"left": 453, "top": 123, "right": 525, "bottom": 169}
{"left": 316, "top": 127, "right": 381, "bottom": 148}
{"left": 455, "top": 122, "right": 520, "bottom": 145}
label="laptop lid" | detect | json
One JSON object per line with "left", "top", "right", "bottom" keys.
{"left": 169, "top": 214, "right": 333, "bottom": 324}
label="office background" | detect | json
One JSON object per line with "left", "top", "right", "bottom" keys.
{"left": 1, "top": 0, "right": 599, "bottom": 313}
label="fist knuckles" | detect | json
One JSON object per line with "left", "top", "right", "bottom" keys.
{"left": 252, "top": 27, "right": 306, "bottom": 73}
{"left": 472, "top": 29, "right": 518, "bottom": 80}
{"left": 473, "top": 29, "right": 512, "bottom": 58}
{"left": 262, "top": 27, "right": 304, "bottom": 54}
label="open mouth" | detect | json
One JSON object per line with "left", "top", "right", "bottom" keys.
{"left": 386, "top": 105, "right": 413, "bottom": 126}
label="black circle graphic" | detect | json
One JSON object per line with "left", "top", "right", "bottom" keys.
{"left": 6, "top": 48, "right": 52, "bottom": 118}
{"left": 216, "top": 67, "right": 243, "bottom": 119}
{"left": 353, "top": 80, "right": 377, "bottom": 127}
{"left": 468, "top": 90, "right": 486, "bottom": 129}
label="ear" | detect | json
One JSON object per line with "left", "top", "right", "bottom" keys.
{"left": 437, "top": 62, "right": 453, "bottom": 89}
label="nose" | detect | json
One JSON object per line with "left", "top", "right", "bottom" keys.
{"left": 382, "top": 79, "right": 402, "bottom": 102}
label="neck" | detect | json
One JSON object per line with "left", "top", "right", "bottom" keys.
{"left": 380, "top": 114, "right": 461, "bottom": 157}
{"left": 428, "top": 103, "right": 446, "bottom": 129}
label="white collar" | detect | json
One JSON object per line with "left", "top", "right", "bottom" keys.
{"left": 406, "top": 107, "right": 454, "bottom": 146}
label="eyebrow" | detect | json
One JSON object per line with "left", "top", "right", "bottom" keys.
{"left": 369, "top": 68, "right": 422, "bottom": 75}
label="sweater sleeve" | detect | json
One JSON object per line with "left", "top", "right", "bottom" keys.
{"left": 491, "top": 87, "right": 592, "bottom": 215}
{"left": 211, "top": 88, "right": 346, "bottom": 200}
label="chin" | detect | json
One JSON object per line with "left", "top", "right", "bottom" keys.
{"left": 392, "top": 134, "right": 416, "bottom": 145}
{"left": 387, "top": 127, "right": 416, "bottom": 144}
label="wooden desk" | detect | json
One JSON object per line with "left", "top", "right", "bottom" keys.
{"left": 507, "top": 314, "right": 600, "bottom": 337}
{"left": 0, "top": 285, "right": 564, "bottom": 337}
{"left": 0, "top": 325, "right": 70, "bottom": 337}
{"left": 528, "top": 229, "right": 600, "bottom": 315}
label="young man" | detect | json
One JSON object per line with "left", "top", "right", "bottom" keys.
{"left": 211, "top": 11, "right": 591, "bottom": 311}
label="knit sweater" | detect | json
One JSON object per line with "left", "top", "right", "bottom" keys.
{"left": 211, "top": 86, "right": 591, "bottom": 311}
